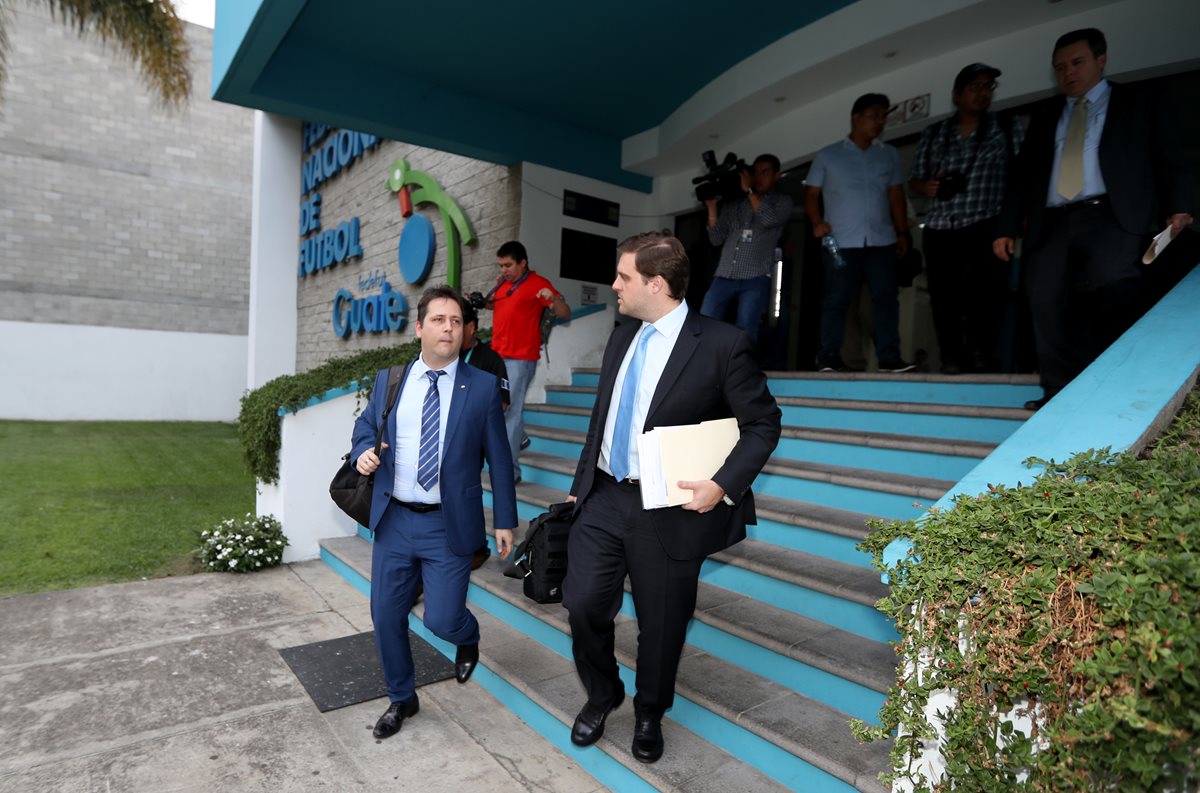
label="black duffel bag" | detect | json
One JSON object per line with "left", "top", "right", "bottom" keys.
{"left": 329, "top": 365, "right": 405, "bottom": 526}
{"left": 504, "top": 501, "right": 574, "bottom": 603}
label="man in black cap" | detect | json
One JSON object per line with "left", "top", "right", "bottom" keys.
{"left": 908, "top": 64, "right": 1024, "bottom": 373}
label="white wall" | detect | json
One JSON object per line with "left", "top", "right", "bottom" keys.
{"left": 260, "top": 390, "right": 362, "bottom": 563}
{"left": 528, "top": 303, "right": 614, "bottom": 405}
{"left": 518, "top": 162, "right": 667, "bottom": 314}
{"left": 247, "top": 111, "right": 301, "bottom": 389}
{"left": 0, "top": 320, "right": 246, "bottom": 421}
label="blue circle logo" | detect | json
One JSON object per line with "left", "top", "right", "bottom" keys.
{"left": 398, "top": 214, "right": 435, "bottom": 285}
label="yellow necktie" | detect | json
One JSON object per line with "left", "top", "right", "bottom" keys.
{"left": 1057, "top": 98, "right": 1088, "bottom": 201}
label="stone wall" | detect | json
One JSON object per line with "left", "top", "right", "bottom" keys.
{"left": 294, "top": 137, "right": 522, "bottom": 371}
{"left": 0, "top": 7, "right": 253, "bottom": 335}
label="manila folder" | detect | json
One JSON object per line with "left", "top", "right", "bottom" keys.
{"left": 656, "top": 418, "right": 740, "bottom": 507}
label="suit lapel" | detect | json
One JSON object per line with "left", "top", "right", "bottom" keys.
{"left": 595, "top": 321, "right": 639, "bottom": 437}
{"left": 645, "top": 310, "right": 701, "bottom": 425}
{"left": 442, "top": 363, "right": 469, "bottom": 455}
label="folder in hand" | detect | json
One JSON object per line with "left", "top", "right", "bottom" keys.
{"left": 635, "top": 418, "right": 740, "bottom": 509}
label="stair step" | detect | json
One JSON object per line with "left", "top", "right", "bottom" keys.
{"left": 526, "top": 418, "right": 992, "bottom": 481}
{"left": 319, "top": 535, "right": 892, "bottom": 792}
{"left": 319, "top": 536, "right": 796, "bottom": 793}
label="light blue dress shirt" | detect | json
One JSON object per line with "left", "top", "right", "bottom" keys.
{"left": 600, "top": 301, "right": 688, "bottom": 479}
{"left": 806, "top": 137, "right": 903, "bottom": 249}
{"left": 392, "top": 355, "right": 459, "bottom": 504}
{"left": 1047, "top": 79, "right": 1111, "bottom": 206}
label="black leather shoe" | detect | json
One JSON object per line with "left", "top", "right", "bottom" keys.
{"left": 1024, "top": 396, "right": 1049, "bottom": 411}
{"left": 372, "top": 696, "right": 419, "bottom": 739}
{"left": 455, "top": 643, "right": 479, "bottom": 684}
{"left": 570, "top": 690, "right": 625, "bottom": 747}
{"left": 632, "top": 713, "right": 664, "bottom": 763}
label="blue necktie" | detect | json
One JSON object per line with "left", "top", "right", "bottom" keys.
{"left": 416, "top": 370, "right": 445, "bottom": 491}
{"left": 610, "top": 325, "right": 656, "bottom": 482}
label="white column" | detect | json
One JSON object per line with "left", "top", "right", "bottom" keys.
{"left": 247, "top": 111, "right": 301, "bottom": 389}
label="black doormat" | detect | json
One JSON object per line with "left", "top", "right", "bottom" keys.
{"left": 279, "top": 630, "right": 455, "bottom": 712}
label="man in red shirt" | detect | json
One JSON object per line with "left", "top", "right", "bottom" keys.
{"left": 485, "top": 241, "right": 570, "bottom": 482}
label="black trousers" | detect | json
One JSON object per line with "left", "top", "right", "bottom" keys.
{"left": 923, "top": 217, "right": 1010, "bottom": 370}
{"left": 562, "top": 474, "right": 705, "bottom": 716}
{"left": 1023, "top": 199, "right": 1145, "bottom": 394}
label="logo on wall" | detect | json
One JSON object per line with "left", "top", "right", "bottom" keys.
{"left": 387, "top": 159, "right": 475, "bottom": 290}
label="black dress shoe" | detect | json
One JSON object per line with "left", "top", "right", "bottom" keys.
{"left": 570, "top": 690, "right": 625, "bottom": 747}
{"left": 372, "top": 696, "right": 419, "bottom": 739}
{"left": 1024, "top": 396, "right": 1049, "bottom": 411}
{"left": 632, "top": 713, "right": 664, "bottom": 763}
{"left": 455, "top": 643, "right": 479, "bottom": 684}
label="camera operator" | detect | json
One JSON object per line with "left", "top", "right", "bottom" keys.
{"left": 480, "top": 241, "right": 570, "bottom": 483}
{"left": 701, "top": 154, "right": 793, "bottom": 341}
{"left": 908, "top": 64, "right": 1024, "bottom": 374}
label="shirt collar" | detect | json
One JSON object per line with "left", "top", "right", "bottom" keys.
{"left": 413, "top": 354, "right": 459, "bottom": 381}
{"left": 842, "top": 136, "right": 884, "bottom": 150}
{"left": 1069, "top": 78, "right": 1110, "bottom": 108}
{"left": 644, "top": 300, "right": 688, "bottom": 342}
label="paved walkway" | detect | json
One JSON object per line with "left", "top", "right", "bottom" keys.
{"left": 0, "top": 563, "right": 603, "bottom": 793}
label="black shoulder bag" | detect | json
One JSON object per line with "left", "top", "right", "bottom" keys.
{"left": 329, "top": 365, "right": 405, "bottom": 526}
{"left": 503, "top": 501, "right": 574, "bottom": 603}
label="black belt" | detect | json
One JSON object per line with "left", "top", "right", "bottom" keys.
{"left": 598, "top": 470, "right": 639, "bottom": 487}
{"left": 390, "top": 496, "right": 441, "bottom": 513}
{"left": 1050, "top": 195, "right": 1107, "bottom": 213}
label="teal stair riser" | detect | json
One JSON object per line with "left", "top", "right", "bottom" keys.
{"left": 526, "top": 431, "right": 980, "bottom": 482}
{"left": 746, "top": 519, "right": 874, "bottom": 569}
{"left": 321, "top": 543, "right": 858, "bottom": 793}
{"left": 700, "top": 559, "right": 898, "bottom": 644}
{"left": 524, "top": 409, "right": 590, "bottom": 432}
{"left": 319, "top": 547, "right": 658, "bottom": 793}
{"left": 780, "top": 405, "right": 1021, "bottom": 443}
{"left": 764, "top": 379, "right": 1041, "bottom": 406}
{"left": 544, "top": 391, "right": 1022, "bottom": 443}
{"left": 570, "top": 370, "right": 1038, "bottom": 407}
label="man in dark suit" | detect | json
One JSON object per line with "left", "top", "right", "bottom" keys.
{"left": 994, "top": 27, "right": 1193, "bottom": 409}
{"left": 562, "top": 232, "right": 781, "bottom": 763}
{"left": 351, "top": 286, "right": 517, "bottom": 740}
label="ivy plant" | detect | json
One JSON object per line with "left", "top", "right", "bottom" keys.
{"left": 237, "top": 340, "right": 422, "bottom": 484}
{"left": 855, "top": 392, "right": 1200, "bottom": 791}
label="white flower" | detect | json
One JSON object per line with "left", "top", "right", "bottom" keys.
{"left": 201, "top": 530, "right": 208, "bottom": 537}
{"left": 255, "top": 563, "right": 261, "bottom": 568}
{"left": 276, "top": 540, "right": 283, "bottom": 546}
{"left": 229, "top": 559, "right": 237, "bottom": 568}
{"left": 209, "top": 562, "right": 215, "bottom": 567}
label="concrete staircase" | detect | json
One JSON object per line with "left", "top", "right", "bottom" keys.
{"left": 320, "top": 369, "right": 1039, "bottom": 792}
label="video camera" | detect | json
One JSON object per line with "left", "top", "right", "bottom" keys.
{"left": 465, "top": 291, "right": 489, "bottom": 310}
{"left": 693, "top": 150, "right": 752, "bottom": 203}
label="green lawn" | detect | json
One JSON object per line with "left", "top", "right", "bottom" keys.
{"left": 0, "top": 421, "right": 255, "bottom": 596}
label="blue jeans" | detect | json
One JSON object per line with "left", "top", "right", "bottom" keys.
{"left": 502, "top": 357, "right": 537, "bottom": 479}
{"left": 818, "top": 245, "right": 901, "bottom": 361}
{"left": 700, "top": 275, "right": 771, "bottom": 341}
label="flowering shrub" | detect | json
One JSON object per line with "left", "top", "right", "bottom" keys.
{"left": 199, "top": 513, "right": 287, "bottom": 573}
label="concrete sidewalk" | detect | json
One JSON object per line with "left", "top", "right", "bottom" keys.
{"left": 0, "top": 563, "right": 603, "bottom": 793}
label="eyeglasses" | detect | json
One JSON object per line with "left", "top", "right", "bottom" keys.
{"left": 963, "top": 81, "right": 998, "bottom": 92}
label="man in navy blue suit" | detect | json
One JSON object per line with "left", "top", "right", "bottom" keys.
{"left": 351, "top": 286, "right": 518, "bottom": 740}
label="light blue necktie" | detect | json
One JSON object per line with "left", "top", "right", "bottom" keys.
{"left": 610, "top": 325, "right": 656, "bottom": 482}
{"left": 416, "top": 370, "right": 445, "bottom": 491}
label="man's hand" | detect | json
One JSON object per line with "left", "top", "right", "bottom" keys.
{"left": 356, "top": 443, "right": 389, "bottom": 475}
{"left": 494, "top": 529, "right": 514, "bottom": 560}
{"left": 739, "top": 170, "right": 752, "bottom": 193}
{"left": 912, "top": 171, "right": 942, "bottom": 199}
{"left": 566, "top": 494, "right": 577, "bottom": 503}
{"left": 536, "top": 287, "right": 554, "bottom": 301}
{"left": 993, "top": 237, "right": 1016, "bottom": 262}
{"left": 1168, "top": 213, "right": 1195, "bottom": 238}
{"left": 678, "top": 479, "right": 726, "bottom": 513}
{"left": 812, "top": 221, "right": 832, "bottom": 238}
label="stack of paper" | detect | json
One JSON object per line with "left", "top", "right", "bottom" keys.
{"left": 635, "top": 417, "right": 740, "bottom": 509}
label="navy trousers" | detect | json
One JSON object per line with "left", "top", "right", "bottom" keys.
{"left": 370, "top": 502, "right": 478, "bottom": 703}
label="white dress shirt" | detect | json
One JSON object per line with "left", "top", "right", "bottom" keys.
{"left": 1047, "top": 79, "right": 1111, "bottom": 206}
{"left": 599, "top": 301, "right": 688, "bottom": 479}
{"left": 392, "top": 355, "right": 459, "bottom": 504}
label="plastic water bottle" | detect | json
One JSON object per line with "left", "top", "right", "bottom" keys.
{"left": 821, "top": 234, "right": 847, "bottom": 268}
